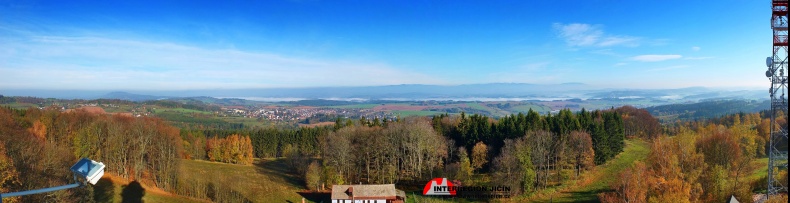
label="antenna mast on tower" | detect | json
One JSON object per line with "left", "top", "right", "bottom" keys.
{"left": 766, "top": 0, "right": 789, "bottom": 199}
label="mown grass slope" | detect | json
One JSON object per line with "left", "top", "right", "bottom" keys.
{"left": 180, "top": 158, "right": 309, "bottom": 202}
{"left": 523, "top": 139, "right": 651, "bottom": 203}
{"left": 97, "top": 174, "right": 206, "bottom": 203}
{"left": 98, "top": 158, "right": 309, "bottom": 202}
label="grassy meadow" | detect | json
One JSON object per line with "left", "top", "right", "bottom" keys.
{"left": 520, "top": 139, "right": 651, "bottom": 203}
{"left": 179, "top": 158, "right": 310, "bottom": 202}
{"left": 97, "top": 158, "right": 310, "bottom": 203}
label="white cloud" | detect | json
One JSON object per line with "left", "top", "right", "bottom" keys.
{"left": 648, "top": 65, "right": 690, "bottom": 72}
{"left": 553, "top": 23, "right": 600, "bottom": 46}
{"left": 614, "top": 62, "right": 628, "bottom": 67}
{"left": 598, "top": 36, "right": 640, "bottom": 47}
{"left": 691, "top": 46, "right": 701, "bottom": 51}
{"left": 590, "top": 49, "right": 621, "bottom": 57}
{"left": 684, "top": 56, "right": 714, "bottom": 60}
{"left": 553, "top": 23, "right": 640, "bottom": 47}
{"left": 0, "top": 36, "right": 443, "bottom": 90}
{"left": 630, "top": 54, "right": 683, "bottom": 62}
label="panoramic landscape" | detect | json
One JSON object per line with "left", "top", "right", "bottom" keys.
{"left": 0, "top": 1, "right": 787, "bottom": 203}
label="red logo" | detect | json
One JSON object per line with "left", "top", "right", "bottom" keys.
{"left": 423, "top": 178, "right": 456, "bottom": 196}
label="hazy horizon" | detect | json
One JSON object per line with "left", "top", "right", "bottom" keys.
{"left": 0, "top": 83, "right": 766, "bottom": 91}
{"left": 0, "top": 83, "right": 767, "bottom": 102}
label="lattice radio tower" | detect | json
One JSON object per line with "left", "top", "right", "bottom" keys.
{"left": 766, "top": 0, "right": 789, "bottom": 199}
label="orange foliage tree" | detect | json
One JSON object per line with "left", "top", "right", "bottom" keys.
{"left": 0, "top": 141, "right": 21, "bottom": 203}
{"left": 205, "top": 134, "right": 254, "bottom": 165}
{"left": 599, "top": 161, "right": 649, "bottom": 203}
{"left": 604, "top": 112, "right": 770, "bottom": 203}
{"left": 28, "top": 120, "right": 47, "bottom": 141}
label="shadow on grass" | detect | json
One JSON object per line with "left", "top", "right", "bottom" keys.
{"left": 121, "top": 181, "right": 145, "bottom": 203}
{"left": 253, "top": 158, "right": 303, "bottom": 187}
{"left": 297, "top": 191, "right": 331, "bottom": 203}
{"left": 93, "top": 177, "right": 115, "bottom": 202}
{"left": 561, "top": 190, "right": 602, "bottom": 203}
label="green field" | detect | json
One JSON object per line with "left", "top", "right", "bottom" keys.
{"left": 1, "top": 103, "right": 40, "bottom": 109}
{"left": 465, "top": 103, "right": 490, "bottom": 111}
{"left": 405, "top": 193, "right": 461, "bottom": 203}
{"left": 509, "top": 104, "right": 551, "bottom": 113}
{"left": 328, "top": 104, "right": 380, "bottom": 109}
{"left": 101, "top": 106, "right": 135, "bottom": 113}
{"left": 153, "top": 107, "right": 212, "bottom": 114}
{"left": 465, "top": 102, "right": 507, "bottom": 117}
{"left": 392, "top": 110, "right": 446, "bottom": 117}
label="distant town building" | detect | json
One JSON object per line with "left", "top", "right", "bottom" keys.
{"left": 331, "top": 184, "right": 405, "bottom": 203}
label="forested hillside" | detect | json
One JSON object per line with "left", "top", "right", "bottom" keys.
{"left": 647, "top": 100, "right": 770, "bottom": 122}
{"left": 0, "top": 107, "right": 181, "bottom": 202}
{"left": 0, "top": 104, "right": 631, "bottom": 202}
{"left": 1, "top": 103, "right": 785, "bottom": 202}
{"left": 602, "top": 112, "right": 788, "bottom": 203}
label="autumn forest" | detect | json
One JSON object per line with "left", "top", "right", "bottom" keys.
{"left": 0, "top": 102, "right": 787, "bottom": 202}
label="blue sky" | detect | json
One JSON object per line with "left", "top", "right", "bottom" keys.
{"left": 0, "top": 0, "right": 772, "bottom": 90}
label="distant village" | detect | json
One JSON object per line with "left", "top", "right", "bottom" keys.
{"left": 29, "top": 100, "right": 392, "bottom": 125}
{"left": 219, "top": 105, "right": 379, "bottom": 122}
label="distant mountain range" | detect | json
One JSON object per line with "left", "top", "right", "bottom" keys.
{"left": 0, "top": 83, "right": 767, "bottom": 103}
{"left": 101, "top": 92, "right": 170, "bottom": 102}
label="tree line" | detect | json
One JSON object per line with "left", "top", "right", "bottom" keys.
{"left": 291, "top": 107, "right": 633, "bottom": 197}
{"left": 179, "top": 125, "right": 327, "bottom": 161}
{"left": 206, "top": 134, "right": 254, "bottom": 165}
{"left": 600, "top": 112, "right": 788, "bottom": 203}
{"left": 179, "top": 107, "right": 634, "bottom": 197}
{"left": 0, "top": 106, "right": 262, "bottom": 202}
{"left": 0, "top": 104, "right": 642, "bottom": 201}
{"left": 0, "top": 107, "right": 181, "bottom": 202}
{"left": 433, "top": 108, "right": 628, "bottom": 167}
